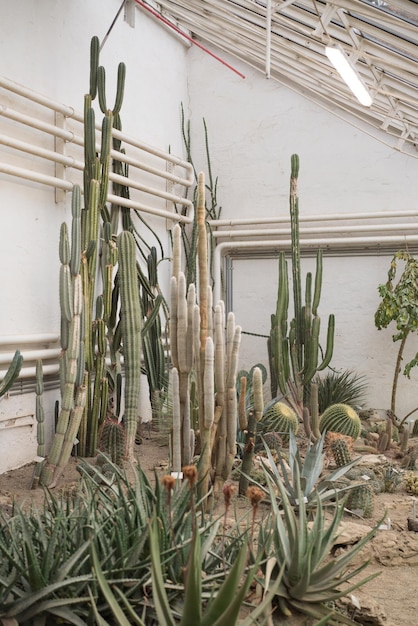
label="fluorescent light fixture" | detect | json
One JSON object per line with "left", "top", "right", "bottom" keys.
{"left": 325, "top": 44, "right": 373, "bottom": 107}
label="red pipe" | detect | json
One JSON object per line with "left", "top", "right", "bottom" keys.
{"left": 132, "top": 0, "right": 246, "bottom": 79}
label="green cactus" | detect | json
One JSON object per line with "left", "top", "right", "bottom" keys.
{"left": 238, "top": 366, "right": 264, "bottom": 495}
{"left": 31, "top": 359, "right": 45, "bottom": 488}
{"left": 268, "top": 155, "right": 335, "bottom": 433}
{"left": 0, "top": 350, "right": 23, "bottom": 398}
{"left": 259, "top": 400, "right": 299, "bottom": 440}
{"left": 330, "top": 437, "right": 352, "bottom": 468}
{"left": 99, "top": 417, "right": 125, "bottom": 466}
{"left": 346, "top": 483, "right": 375, "bottom": 517}
{"left": 319, "top": 403, "right": 361, "bottom": 439}
{"left": 117, "top": 230, "right": 142, "bottom": 461}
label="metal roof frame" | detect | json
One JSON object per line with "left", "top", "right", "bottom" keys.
{"left": 154, "top": 0, "right": 418, "bottom": 157}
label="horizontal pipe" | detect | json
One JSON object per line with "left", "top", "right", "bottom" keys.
{"left": 0, "top": 334, "right": 59, "bottom": 346}
{"left": 209, "top": 209, "right": 418, "bottom": 227}
{"left": 0, "top": 105, "right": 193, "bottom": 187}
{"left": 0, "top": 163, "right": 73, "bottom": 191}
{"left": 0, "top": 75, "right": 194, "bottom": 180}
{"left": 0, "top": 162, "right": 193, "bottom": 222}
{"left": 0, "top": 363, "right": 59, "bottom": 380}
{"left": 0, "top": 348, "right": 61, "bottom": 367}
{"left": 212, "top": 234, "right": 418, "bottom": 304}
{"left": 106, "top": 192, "right": 193, "bottom": 222}
{"left": 212, "top": 222, "right": 418, "bottom": 239}
{"left": 108, "top": 170, "right": 193, "bottom": 208}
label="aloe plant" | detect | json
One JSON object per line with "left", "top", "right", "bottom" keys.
{"left": 258, "top": 456, "right": 382, "bottom": 623}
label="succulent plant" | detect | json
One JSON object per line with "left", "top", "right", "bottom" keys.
{"left": 0, "top": 350, "right": 23, "bottom": 398}
{"left": 259, "top": 399, "right": 299, "bottom": 440}
{"left": 319, "top": 403, "right": 361, "bottom": 439}
{"left": 330, "top": 436, "right": 353, "bottom": 468}
{"left": 346, "top": 482, "right": 375, "bottom": 518}
{"left": 99, "top": 417, "right": 126, "bottom": 466}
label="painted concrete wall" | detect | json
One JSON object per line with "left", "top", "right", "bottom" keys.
{"left": 0, "top": 0, "right": 189, "bottom": 471}
{"left": 186, "top": 45, "right": 418, "bottom": 421}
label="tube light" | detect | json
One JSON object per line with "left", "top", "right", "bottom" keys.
{"left": 325, "top": 44, "right": 373, "bottom": 107}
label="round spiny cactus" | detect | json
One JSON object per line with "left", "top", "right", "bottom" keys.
{"left": 346, "top": 483, "right": 374, "bottom": 518}
{"left": 260, "top": 401, "right": 298, "bottom": 440}
{"left": 99, "top": 418, "right": 125, "bottom": 466}
{"left": 330, "top": 437, "right": 352, "bottom": 468}
{"left": 319, "top": 403, "right": 361, "bottom": 440}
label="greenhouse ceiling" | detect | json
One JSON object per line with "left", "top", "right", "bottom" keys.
{"left": 151, "top": 0, "right": 418, "bottom": 157}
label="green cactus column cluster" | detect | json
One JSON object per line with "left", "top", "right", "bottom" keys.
{"left": 268, "top": 154, "right": 335, "bottom": 435}
{"left": 40, "top": 186, "right": 87, "bottom": 487}
{"left": 168, "top": 173, "right": 242, "bottom": 498}
{"left": 238, "top": 366, "right": 264, "bottom": 495}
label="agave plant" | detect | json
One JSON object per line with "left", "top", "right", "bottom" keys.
{"left": 307, "top": 369, "right": 368, "bottom": 414}
{"left": 254, "top": 430, "right": 361, "bottom": 510}
{"left": 258, "top": 460, "right": 383, "bottom": 623}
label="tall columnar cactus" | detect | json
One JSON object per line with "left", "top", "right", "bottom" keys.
{"left": 269, "top": 154, "right": 335, "bottom": 434}
{"left": 168, "top": 175, "right": 242, "bottom": 498}
{"left": 40, "top": 186, "right": 86, "bottom": 487}
{"left": 238, "top": 366, "right": 264, "bottom": 495}
{"left": 31, "top": 359, "right": 45, "bottom": 489}
{"left": 117, "top": 230, "right": 142, "bottom": 461}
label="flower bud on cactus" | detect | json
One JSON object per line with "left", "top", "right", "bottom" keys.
{"left": 319, "top": 403, "right": 361, "bottom": 439}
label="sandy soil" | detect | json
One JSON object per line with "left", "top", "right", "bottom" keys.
{"left": 1, "top": 434, "right": 418, "bottom": 625}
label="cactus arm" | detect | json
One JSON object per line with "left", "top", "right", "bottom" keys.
{"left": 31, "top": 359, "right": 45, "bottom": 488}
{"left": 0, "top": 350, "right": 23, "bottom": 398}
{"left": 317, "top": 314, "right": 335, "bottom": 371}
{"left": 312, "top": 249, "right": 323, "bottom": 316}
{"left": 290, "top": 154, "right": 303, "bottom": 370}
{"left": 89, "top": 36, "right": 99, "bottom": 100}
{"left": 171, "top": 367, "right": 182, "bottom": 473}
{"left": 117, "top": 230, "right": 142, "bottom": 461}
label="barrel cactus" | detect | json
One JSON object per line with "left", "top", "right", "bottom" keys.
{"left": 259, "top": 401, "right": 299, "bottom": 440}
{"left": 319, "top": 403, "right": 361, "bottom": 439}
{"left": 346, "top": 483, "right": 375, "bottom": 518}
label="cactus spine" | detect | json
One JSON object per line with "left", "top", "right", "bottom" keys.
{"left": 268, "top": 155, "right": 335, "bottom": 433}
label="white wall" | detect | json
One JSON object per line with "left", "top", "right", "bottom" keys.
{"left": 0, "top": 0, "right": 189, "bottom": 471}
{"left": 186, "top": 45, "right": 418, "bottom": 421}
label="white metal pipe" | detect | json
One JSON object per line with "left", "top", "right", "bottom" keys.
{"left": 0, "top": 349, "right": 61, "bottom": 366}
{"left": 106, "top": 192, "right": 193, "bottom": 223}
{"left": 212, "top": 222, "right": 418, "bottom": 239}
{"left": 0, "top": 364, "right": 59, "bottom": 380}
{"left": 0, "top": 163, "right": 73, "bottom": 191}
{"left": 0, "top": 132, "right": 83, "bottom": 170}
{"left": 0, "top": 75, "right": 75, "bottom": 118}
{"left": 0, "top": 104, "right": 78, "bottom": 143}
{"left": 1, "top": 104, "right": 192, "bottom": 187}
{"left": 212, "top": 234, "right": 418, "bottom": 304}
{"left": 209, "top": 209, "right": 418, "bottom": 227}
{"left": 0, "top": 334, "right": 59, "bottom": 346}
{"left": 109, "top": 170, "right": 193, "bottom": 208}
{"left": 0, "top": 75, "right": 194, "bottom": 181}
